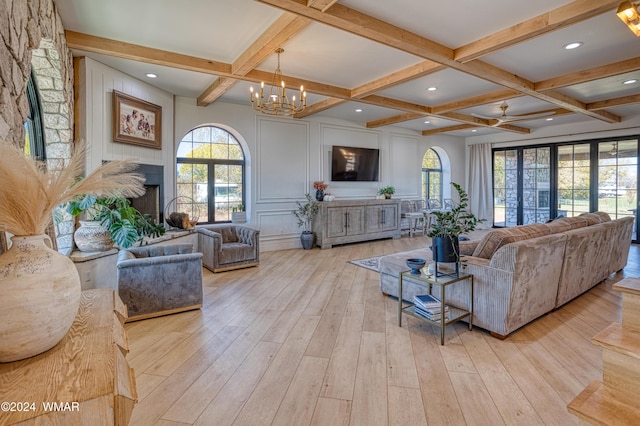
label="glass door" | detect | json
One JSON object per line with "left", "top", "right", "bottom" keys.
{"left": 493, "top": 149, "right": 518, "bottom": 227}
{"left": 522, "top": 147, "right": 551, "bottom": 224}
{"left": 598, "top": 140, "right": 638, "bottom": 241}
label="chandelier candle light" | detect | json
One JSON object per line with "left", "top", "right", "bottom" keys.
{"left": 250, "top": 48, "right": 306, "bottom": 116}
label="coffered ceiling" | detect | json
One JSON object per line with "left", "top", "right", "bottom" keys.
{"left": 53, "top": 0, "right": 640, "bottom": 138}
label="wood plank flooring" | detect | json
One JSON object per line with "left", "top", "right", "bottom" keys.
{"left": 126, "top": 236, "right": 640, "bottom": 425}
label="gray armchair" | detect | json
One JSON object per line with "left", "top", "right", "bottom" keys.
{"left": 117, "top": 243, "right": 203, "bottom": 321}
{"left": 197, "top": 224, "right": 260, "bottom": 272}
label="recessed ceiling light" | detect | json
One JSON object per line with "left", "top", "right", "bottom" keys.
{"left": 146, "top": 73, "right": 157, "bottom": 78}
{"left": 471, "top": 129, "right": 477, "bottom": 132}
{"left": 563, "top": 41, "right": 583, "bottom": 50}
{"left": 355, "top": 108, "right": 362, "bottom": 112}
{"left": 623, "top": 79, "right": 638, "bottom": 85}
{"left": 427, "top": 87, "right": 437, "bottom": 91}
{"left": 424, "top": 120, "right": 430, "bottom": 124}
{"left": 546, "top": 117, "right": 554, "bottom": 121}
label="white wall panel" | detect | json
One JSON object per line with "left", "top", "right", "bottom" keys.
{"left": 389, "top": 133, "right": 421, "bottom": 198}
{"left": 257, "top": 118, "right": 309, "bottom": 201}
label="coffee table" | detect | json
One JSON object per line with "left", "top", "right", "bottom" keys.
{"left": 398, "top": 269, "right": 473, "bottom": 345}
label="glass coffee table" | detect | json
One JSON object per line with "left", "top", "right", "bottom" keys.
{"left": 398, "top": 268, "right": 473, "bottom": 345}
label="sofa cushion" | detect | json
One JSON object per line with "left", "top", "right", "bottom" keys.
{"left": 472, "top": 223, "right": 550, "bottom": 259}
{"left": 590, "top": 211, "right": 611, "bottom": 223}
{"left": 544, "top": 216, "right": 589, "bottom": 233}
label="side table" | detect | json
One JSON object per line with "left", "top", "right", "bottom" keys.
{"left": 398, "top": 269, "right": 473, "bottom": 345}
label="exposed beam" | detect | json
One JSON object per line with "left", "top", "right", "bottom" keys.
{"left": 294, "top": 97, "right": 347, "bottom": 118}
{"left": 197, "top": 77, "right": 237, "bottom": 106}
{"left": 367, "top": 112, "right": 427, "bottom": 128}
{"left": 245, "top": 68, "right": 352, "bottom": 98}
{"left": 538, "top": 90, "right": 621, "bottom": 123}
{"left": 231, "top": 14, "right": 310, "bottom": 76}
{"left": 422, "top": 124, "right": 476, "bottom": 136}
{"left": 307, "top": 0, "right": 338, "bottom": 12}
{"left": 65, "top": 30, "right": 231, "bottom": 76}
{"left": 256, "top": 0, "right": 621, "bottom": 123}
{"left": 454, "top": 0, "right": 621, "bottom": 62}
{"left": 431, "top": 89, "right": 521, "bottom": 114}
{"left": 436, "top": 111, "right": 531, "bottom": 134}
{"left": 198, "top": 13, "right": 310, "bottom": 106}
{"left": 535, "top": 56, "right": 640, "bottom": 91}
{"left": 359, "top": 95, "right": 431, "bottom": 114}
{"left": 588, "top": 93, "right": 640, "bottom": 110}
{"left": 351, "top": 61, "right": 446, "bottom": 98}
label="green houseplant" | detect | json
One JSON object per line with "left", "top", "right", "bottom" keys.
{"left": 292, "top": 193, "right": 319, "bottom": 250}
{"left": 66, "top": 195, "right": 165, "bottom": 250}
{"left": 427, "top": 182, "right": 484, "bottom": 266}
{"left": 378, "top": 185, "right": 395, "bottom": 199}
{"left": 231, "top": 204, "right": 247, "bottom": 223}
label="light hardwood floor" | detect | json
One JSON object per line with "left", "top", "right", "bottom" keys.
{"left": 126, "top": 236, "right": 640, "bottom": 426}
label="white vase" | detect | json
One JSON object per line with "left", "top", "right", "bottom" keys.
{"left": 74, "top": 220, "right": 113, "bottom": 252}
{"left": 0, "top": 235, "right": 81, "bottom": 362}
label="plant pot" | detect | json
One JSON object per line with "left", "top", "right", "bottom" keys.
{"left": 74, "top": 220, "right": 113, "bottom": 252}
{"left": 300, "top": 231, "right": 314, "bottom": 250}
{"left": 432, "top": 236, "right": 459, "bottom": 263}
{"left": 232, "top": 211, "right": 247, "bottom": 223}
{"left": 315, "top": 190, "right": 325, "bottom": 201}
{"left": 384, "top": 193, "right": 391, "bottom": 199}
{"left": 0, "top": 235, "right": 81, "bottom": 362}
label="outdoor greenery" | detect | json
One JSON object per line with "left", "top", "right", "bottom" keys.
{"left": 66, "top": 195, "right": 165, "bottom": 248}
{"left": 292, "top": 193, "right": 319, "bottom": 233}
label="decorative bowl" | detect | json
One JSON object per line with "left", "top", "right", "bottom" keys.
{"left": 406, "top": 258, "right": 426, "bottom": 275}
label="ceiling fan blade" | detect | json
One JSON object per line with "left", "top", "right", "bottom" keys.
{"left": 505, "top": 111, "right": 556, "bottom": 121}
{"left": 471, "top": 112, "right": 498, "bottom": 120}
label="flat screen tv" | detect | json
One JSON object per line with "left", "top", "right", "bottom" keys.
{"left": 331, "top": 145, "right": 380, "bottom": 182}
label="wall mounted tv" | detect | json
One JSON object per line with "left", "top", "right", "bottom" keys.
{"left": 331, "top": 145, "right": 380, "bottom": 182}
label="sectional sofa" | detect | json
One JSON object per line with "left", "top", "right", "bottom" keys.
{"left": 379, "top": 212, "right": 634, "bottom": 338}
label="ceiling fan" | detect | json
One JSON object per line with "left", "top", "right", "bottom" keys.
{"left": 471, "top": 101, "right": 555, "bottom": 126}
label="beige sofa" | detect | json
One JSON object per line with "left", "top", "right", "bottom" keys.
{"left": 379, "top": 212, "right": 634, "bottom": 338}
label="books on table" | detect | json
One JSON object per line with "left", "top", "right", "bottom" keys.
{"left": 413, "top": 294, "right": 449, "bottom": 321}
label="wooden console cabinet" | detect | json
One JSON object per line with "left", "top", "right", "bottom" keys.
{"left": 313, "top": 199, "right": 401, "bottom": 249}
{"left": 0, "top": 289, "right": 137, "bottom": 425}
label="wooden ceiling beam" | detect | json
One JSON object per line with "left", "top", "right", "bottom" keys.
{"left": 588, "top": 93, "right": 640, "bottom": 110}
{"left": 294, "top": 97, "right": 347, "bottom": 117}
{"left": 535, "top": 56, "right": 640, "bottom": 91}
{"left": 431, "top": 89, "right": 521, "bottom": 114}
{"left": 245, "top": 69, "right": 351, "bottom": 98}
{"left": 454, "top": 0, "right": 621, "bottom": 62}
{"left": 367, "top": 112, "right": 427, "bottom": 128}
{"left": 65, "top": 30, "right": 231, "bottom": 75}
{"left": 197, "top": 13, "right": 310, "bottom": 106}
{"left": 359, "top": 95, "right": 431, "bottom": 114}
{"left": 422, "top": 124, "right": 476, "bottom": 136}
{"left": 351, "top": 61, "right": 446, "bottom": 98}
{"left": 197, "top": 77, "right": 237, "bottom": 106}
{"left": 307, "top": 0, "right": 338, "bottom": 12}
{"left": 256, "top": 0, "right": 621, "bottom": 124}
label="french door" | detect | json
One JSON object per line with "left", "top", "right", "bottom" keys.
{"left": 492, "top": 137, "right": 639, "bottom": 242}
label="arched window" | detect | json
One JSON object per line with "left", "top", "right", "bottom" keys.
{"left": 422, "top": 148, "right": 442, "bottom": 202}
{"left": 24, "top": 71, "right": 46, "bottom": 160}
{"left": 176, "top": 126, "right": 245, "bottom": 223}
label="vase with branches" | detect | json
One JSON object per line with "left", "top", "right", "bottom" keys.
{"left": 0, "top": 140, "right": 148, "bottom": 362}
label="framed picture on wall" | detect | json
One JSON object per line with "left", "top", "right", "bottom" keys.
{"left": 112, "top": 90, "right": 162, "bottom": 149}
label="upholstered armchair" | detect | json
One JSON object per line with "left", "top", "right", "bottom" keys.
{"left": 116, "top": 243, "right": 203, "bottom": 321}
{"left": 197, "top": 224, "right": 260, "bottom": 272}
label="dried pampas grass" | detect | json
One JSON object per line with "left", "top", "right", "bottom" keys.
{"left": 0, "top": 140, "right": 146, "bottom": 236}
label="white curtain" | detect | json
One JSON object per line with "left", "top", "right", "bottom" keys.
{"left": 468, "top": 143, "right": 493, "bottom": 227}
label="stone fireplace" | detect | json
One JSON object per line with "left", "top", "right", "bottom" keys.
{"left": 130, "top": 164, "right": 164, "bottom": 225}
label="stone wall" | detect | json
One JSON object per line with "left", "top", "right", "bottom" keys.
{"left": 1, "top": 0, "right": 74, "bottom": 145}
{"left": 1, "top": 0, "right": 75, "bottom": 250}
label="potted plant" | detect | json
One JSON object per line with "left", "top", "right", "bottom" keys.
{"left": 66, "top": 195, "right": 165, "bottom": 250}
{"left": 231, "top": 204, "right": 247, "bottom": 223}
{"left": 292, "top": 193, "right": 319, "bottom": 250}
{"left": 378, "top": 185, "right": 395, "bottom": 199}
{"left": 427, "top": 182, "right": 484, "bottom": 271}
